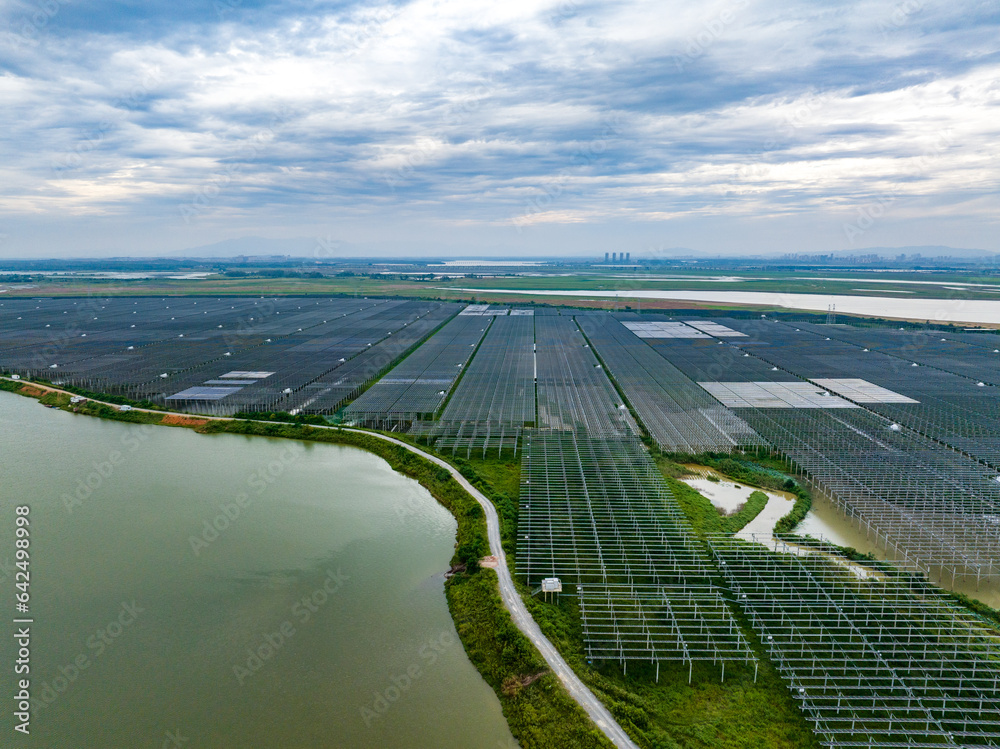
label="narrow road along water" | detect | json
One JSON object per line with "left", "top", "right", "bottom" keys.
{"left": 1, "top": 378, "right": 640, "bottom": 749}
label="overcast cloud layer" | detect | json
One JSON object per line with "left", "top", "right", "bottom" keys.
{"left": 1, "top": 0, "right": 998, "bottom": 258}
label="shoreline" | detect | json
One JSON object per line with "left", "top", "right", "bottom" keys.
{"left": 0, "top": 377, "right": 631, "bottom": 749}
{"left": 448, "top": 287, "right": 1000, "bottom": 326}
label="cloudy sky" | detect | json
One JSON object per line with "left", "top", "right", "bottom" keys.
{"left": 1, "top": 0, "right": 998, "bottom": 258}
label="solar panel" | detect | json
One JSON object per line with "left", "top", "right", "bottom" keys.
{"left": 697, "top": 381, "right": 857, "bottom": 409}
{"left": 166, "top": 386, "right": 242, "bottom": 400}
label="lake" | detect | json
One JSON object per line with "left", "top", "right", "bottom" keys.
{"left": 453, "top": 288, "right": 1000, "bottom": 325}
{"left": 0, "top": 390, "right": 514, "bottom": 748}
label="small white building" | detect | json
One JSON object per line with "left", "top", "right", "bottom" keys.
{"left": 541, "top": 577, "right": 562, "bottom": 593}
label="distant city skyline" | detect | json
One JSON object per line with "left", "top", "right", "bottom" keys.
{"left": 2, "top": 0, "right": 998, "bottom": 258}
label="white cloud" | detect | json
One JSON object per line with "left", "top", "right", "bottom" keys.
{"left": 0, "top": 0, "right": 997, "bottom": 255}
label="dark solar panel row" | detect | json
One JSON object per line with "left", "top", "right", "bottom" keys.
{"left": 341, "top": 312, "right": 490, "bottom": 423}
{"left": 534, "top": 315, "right": 633, "bottom": 435}
{"left": 577, "top": 314, "right": 763, "bottom": 452}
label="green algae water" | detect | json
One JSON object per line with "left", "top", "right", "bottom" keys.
{"left": 0, "top": 391, "right": 515, "bottom": 748}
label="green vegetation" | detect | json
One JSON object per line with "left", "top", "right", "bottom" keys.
{"left": 662, "top": 452, "right": 799, "bottom": 493}
{"left": 0, "top": 379, "right": 23, "bottom": 394}
{"left": 8, "top": 267, "right": 1000, "bottom": 314}
{"left": 771, "top": 489, "right": 812, "bottom": 536}
{"left": 723, "top": 490, "right": 768, "bottom": 534}
{"left": 658, "top": 452, "right": 814, "bottom": 537}
{"left": 453, "top": 454, "right": 522, "bottom": 557}
{"left": 654, "top": 457, "right": 696, "bottom": 479}
{"left": 945, "top": 590, "right": 1000, "bottom": 629}
{"left": 1, "top": 380, "right": 163, "bottom": 426}
{"left": 36, "top": 379, "right": 168, "bottom": 411}
{"left": 448, "top": 572, "right": 613, "bottom": 748}
{"left": 663, "top": 480, "right": 769, "bottom": 537}
{"left": 777, "top": 534, "right": 1000, "bottom": 630}
{"left": 77, "top": 401, "right": 168, "bottom": 425}
{"left": 777, "top": 534, "right": 892, "bottom": 569}
{"left": 232, "top": 409, "right": 330, "bottom": 425}
{"left": 521, "top": 582, "right": 821, "bottom": 749}
{"left": 664, "top": 478, "right": 728, "bottom": 537}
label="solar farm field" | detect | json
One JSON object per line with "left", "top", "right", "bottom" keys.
{"left": 3, "top": 296, "right": 999, "bottom": 748}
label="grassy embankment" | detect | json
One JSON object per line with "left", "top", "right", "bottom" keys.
{"left": 656, "top": 453, "right": 813, "bottom": 537}
{"left": 0, "top": 379, "right": 612, "bottom": 749}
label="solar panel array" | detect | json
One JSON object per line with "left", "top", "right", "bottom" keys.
{"left": 534, "top": 315, "right": 635, "bottom": 435}
{"left": 420, "top": 314, "right": 537, "bottom": 454}
{"left": 621, "top": 321, "right": 710, "bottom": 338}
{"left": 437, "top": 314, "right": 536, "bottom": 426}
{"left": 342, "top": 313, "right": 490, "bottom": 426}
{"left": 0, "top": 296, "right": 459, "bottom": 414}
{"left": 797, "top": 323, "right": 1000, "bottom": 387}
{"left": 713, "top": 319, "right": 1000, "bottom": 468}
{"left": 577, "top": 314, "right": 764, "bottom": 453}
{"left": 277, "top": 303, "right": 460, "bottom": 415}
{"left": 518, "top": 433, "right": 756, "bottom": 675}
{"left": 0, "top": 296, "right": 289, "bottom": 384}
{"left": 644, "top": 335, "right": 1000, "bottom": 586}
{"left": 741, "top": 407, "right": 1000, "bottom": 585}
{"left": 7, "top": 296, "right": 1000, "bottom": 727}
{"left": 710, "top": 537, "right": 1000, "bottom": 749}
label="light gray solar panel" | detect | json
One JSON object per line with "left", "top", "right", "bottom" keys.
{"left": 166, "top": 386, "right": 242, "bottom": 400}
